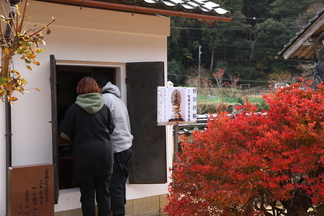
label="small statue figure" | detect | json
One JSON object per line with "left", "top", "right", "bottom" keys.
{"left": 169, "top": 89, "right": 184, "bottom": 122}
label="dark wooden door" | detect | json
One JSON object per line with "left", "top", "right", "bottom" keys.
{"left": 126, "top": 62, "right": 167, "bottom": 184}
{"left": 50, "top": 55, "right": 59, "bottom": 204}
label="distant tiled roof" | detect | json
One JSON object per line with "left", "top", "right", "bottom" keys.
{"left": 37, "top": 0, "right": 232, "bottom": 25}
{"left": 177, "top": 114, "right": 208, "bottom": 135}
{"left": 276, "top": 8, "right": 324, "bottom": 61}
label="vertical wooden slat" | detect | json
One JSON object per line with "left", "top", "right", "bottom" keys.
{"left": 49, "top": 55, "right": 59, "bottom": 204}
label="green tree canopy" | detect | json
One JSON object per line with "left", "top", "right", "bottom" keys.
{"left": 167, "top": 0, "right": 323, "bottom": 87}
{"left": 271, "top": 0, "right": 319, "bottom": 21}
{"left": 251, "top": 19, "right": 295, "bottom": 74}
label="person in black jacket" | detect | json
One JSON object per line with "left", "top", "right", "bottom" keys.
{"left": 60, "top": 76, "right": 115, "bottom": 216}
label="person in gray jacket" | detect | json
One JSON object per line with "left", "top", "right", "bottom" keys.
{"left": 92, "top": 75, "right": 133, "bottom": 216}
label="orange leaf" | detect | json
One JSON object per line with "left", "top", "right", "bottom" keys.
{"left": 4, "top": 48, "right": 10, "bottom": 55}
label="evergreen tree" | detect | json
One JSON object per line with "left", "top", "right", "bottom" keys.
{"left": 251, "top": 19, "right": 296, "bottom": 75}
{"left": 271, "top": 0, "right": 319, "bottom": 21}
{"left": 167, "top": 0, "right": 324, "bottom": 87}
{"left": 242, "top": 0, "right": 275, "bottom": 26}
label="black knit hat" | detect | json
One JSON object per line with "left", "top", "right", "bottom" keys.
{"left": 90, "top": 74, "right": 107, "bottom": 89}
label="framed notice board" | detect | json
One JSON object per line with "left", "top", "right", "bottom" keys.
{"left": 8, "top": 164, "right": 54, "bottom": 216}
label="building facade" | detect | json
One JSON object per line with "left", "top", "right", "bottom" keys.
{"left": 0, "top": 1, "right": 173, "bottom": 214}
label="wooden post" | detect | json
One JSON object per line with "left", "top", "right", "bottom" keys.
{"left": 173, "top": 123, "right": 179, "bottom": 163}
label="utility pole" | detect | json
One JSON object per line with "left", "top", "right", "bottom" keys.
{"left": 198, "top": 45, "right": 202, "bottom": 89}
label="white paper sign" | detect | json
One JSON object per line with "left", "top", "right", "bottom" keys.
{"left": 157, "top": 87, "right": 197, "bottom": 124}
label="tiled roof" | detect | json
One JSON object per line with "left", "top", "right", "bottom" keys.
{"left": 125, "top": 0, "right": 231, "bottom": 16}
{"left": 37, "top": 0, "right": 232, "bottom": 25}
{"left": 177, "top": 114, "right": 208, "bottom": 136}
{"left": 276, "top": 8, "right": 324, "bottom": 61}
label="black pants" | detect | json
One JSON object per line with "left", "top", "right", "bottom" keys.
{"left": 78, "top": 174, "right": 112, "bottom": 216}
{"left": 109, "top": 148, "right": 133, "bottom": 216}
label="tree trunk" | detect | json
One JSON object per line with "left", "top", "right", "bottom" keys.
{"left": 1, "top": 53, "right": 12, "bottom": 77}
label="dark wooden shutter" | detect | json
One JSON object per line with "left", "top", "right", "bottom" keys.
{"left": 126, "top": 62, "right": 167, "bottom": 184}
{"left": 50, "top": 55, "right": 59, "bottom": 204}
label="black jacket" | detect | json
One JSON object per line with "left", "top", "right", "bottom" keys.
{"left": 60, "top": 93, "right": 115, "bottom": 178}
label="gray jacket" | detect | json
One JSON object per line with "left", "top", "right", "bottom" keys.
{"left": 102, "top": 82, "right": 133, "bottom": 153}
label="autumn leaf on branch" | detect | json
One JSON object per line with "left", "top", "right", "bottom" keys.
{"left": 0, "top": 0, "right": 55, "bottom": 103}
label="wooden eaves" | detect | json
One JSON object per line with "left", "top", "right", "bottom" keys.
{"left": 276, "top": 8, "right": 324, "bottom": 61}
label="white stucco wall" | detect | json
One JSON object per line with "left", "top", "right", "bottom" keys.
{"left": 0, "top": 1, "right": 173, "bottom": 214}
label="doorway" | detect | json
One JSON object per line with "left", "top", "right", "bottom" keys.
{"left": 50, "top": 58, "right": 168, "bottom": 204}
{"left": 55, "top": 65, "right": 116, "bottom": 189}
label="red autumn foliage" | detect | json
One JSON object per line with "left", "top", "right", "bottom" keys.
{"left": 164, "top": 81, "right": 324, "bottom": 216}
